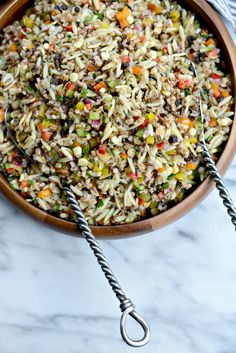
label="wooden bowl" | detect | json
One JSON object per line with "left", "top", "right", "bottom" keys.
{"left": 0, "top": 0, "right": 236, "bottom": 238}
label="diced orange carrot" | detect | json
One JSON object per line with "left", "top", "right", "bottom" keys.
{"left": 11, "top": 151, "right": 17, "bottom": 158}
{"left": 209, "top": 117, "right": 217, "bottom": 127}
{"left": 147, "top": 3, "right": 163, "bottom": 14}
{"left": 133, "top": 65, "right": 143, "bottom": 76}
{"left": 213, "top": 90, "right": 220, "bottom": 98}
{"left": 177, "top": 117, "right": 192, "bottom": 126}
{"left": 74, "top": 141, "right": 81, "bottom": 147}
{"left": 88, "top": 65, "right": 98, "bottom": 72}
{"left": 51, "top": 10, "right": 58, "bottom": 16}
{"left": 0, "top": 108, "right": 4, "bottom": 122}
{"left": 120, "top": 152, "right": 127, "bottom": 159}
{"left": 116, "top": 7, "right": 131, "bottom": 28}
{"left": 94, "top": 82, "right": 106, "bottom": 94}
{"left": 6, "top": 167, "right": 15, "bottom": 174}
{"left": 126, "top": 32, "right": 133, "bottom": 41}
{"left": 157, "top": 167, "right": 166, "bottom": 173}
{"left": 222, "top": 90, "right": 229, "bottom": 98}
{"left": 20, "top": 180, "right": 28, "bottom": 188}
{"left": 186, "top": 162, "right": 197, "bottom": 170}
{"left": 206, "top": 38, "right": 216, "bottom": 46}
{"left": 140, "top": 34, "right": 145, "bottom": 42}
{"left": 38, "top": 189, "right": 52, "bottom": 199}
{"left": 42, "top": 130, "right": 51, "bottom": 141}
{"left": 211, "top": 82, "right": 220, "bottom": 98}
{"left": 38, "top": 122, "right": 45, "bottom": 131}
{"left": 9, "top": 43, "right": 17, "bottom": 52}
{"left": 85, "top": 102, "right": 93, "bottom": 111}
{"left": 49, "top": 43, "right": 55, "bottom": 51}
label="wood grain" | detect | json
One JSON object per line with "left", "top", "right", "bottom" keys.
{"left": 0, "top": 0, "right": 235, "bottom": 238}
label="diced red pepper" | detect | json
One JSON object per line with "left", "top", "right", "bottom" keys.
{"left": 6, "top": 167, "right": 15, "bottom": 174}
{"left": 157, "top": 141, "right": 164, "bottom": 149}
{"left": 178, "top": 79, "right": 191, "bottom": 90}
{"left": 98, "top": 146, "right": 106, "bottom": 155}
{"left": 65, "top": 25, "right": 73, "bottom": 32}
{"left": 42, "top": 130, "right": 51, "bottom": 141}
{"left": 19, "top": 33, "right": 26, "bottom": 40}
{"left": 211, "top": 73, "right": 221, "bottom": 79}
{"left": 128, "top": 171, "right": 138, "bottom": 180}
{"left": 66, "top": 82, "right": 75, "bottom": 90}
{"left": 158, "top": 191, "right": 165, "bottom": 199}
{"left": 138, "top": 197, "right": 145, "bottom": 206}
{"left": 140, "top": 34, "right": 145, "bottom": 42}
{"left": 20, "top": 180, "right": 28, "bottom": 188}
{"left": 133, "top": 116, "right": 139, "bottom": 121}
{"left": 121, "top": 56, "right": 131, "bottom": 64}
{"left": 139, "top": 119, "right": 149, "bottom": 128}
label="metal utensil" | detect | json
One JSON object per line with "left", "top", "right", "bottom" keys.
{"left": 4, "top": 108, "right": 151, "bottom": 347}
{"left": 172, "top": 53, "right": 236, "bottom": 229}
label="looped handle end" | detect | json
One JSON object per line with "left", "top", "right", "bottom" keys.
{"left": 120, "top": 306, "right": 151, "bottom": 347}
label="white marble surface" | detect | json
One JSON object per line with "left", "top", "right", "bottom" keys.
{"left": 1, "top": 16, "right": 236, "bottom": 353}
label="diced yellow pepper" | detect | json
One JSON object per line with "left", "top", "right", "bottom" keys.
{"left": 169, "top": 10, "right": 181, "bottom": 22}
{"left": 146, "top": 113, "right": 155, "bottom": 121}
{"left": 175, "top": 172, "right": 185, "bottom": 182}
{"left": 137, "top": 176, "right": 144, "bottom": 184}
{"left": 93, "top": 163, "right": 101, "bottom": 173}
{"left": 76, "top": 102, "right": 85, "bottom": 111}
{"left": 23, "top": 16, "right": 34, "bottom": 28}
{"left": 146, "top": 136, "right": 155, "bottom": 144}
{"left": 39, "top": 103, "right": 47, "bottom": 118}
{"left": 101, "top": 167, "right": 109, "bottom": 178}
{"left": 189, "top": 137, "right": 198, "bottom": 144}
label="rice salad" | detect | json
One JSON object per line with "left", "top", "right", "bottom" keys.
{"left": 0, "top": 0, "right": 234, "bottom": 225}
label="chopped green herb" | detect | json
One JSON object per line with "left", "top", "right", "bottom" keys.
{"left": 97, "top": 199, "right": 104, "bottom": 208}
{"left": 185, "top": 87, "right": 191, "bottom": 96}
{"left": 201, "top": 87, "right": 209, "bottom": 101}
{"left": 82, "top": 144, "right": 90, "bottom": 156}
{"left": 94, "top": 11, "right": 104, "bottom": 20}
{"left": 162, "top": 182, "right": 169, "bottom": 190}
{"left": 26, "top": 85, "right": 34, "bottom": 93}
{"left": 84, "top": 14, "right": 94, "bottom": 23}
{"left": 28, "top": 179, "right": 35, "bottom": 186}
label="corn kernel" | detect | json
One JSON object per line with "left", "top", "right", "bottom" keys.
{"left": 189, "top": 137, "right": 198, "bottom": 144}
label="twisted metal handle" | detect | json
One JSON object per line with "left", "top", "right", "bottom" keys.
{"left": 63, "top": 185, "right": 150, "bottom": 347}
{"left": 200, "top": 142, "right": 236, "bottom": 230}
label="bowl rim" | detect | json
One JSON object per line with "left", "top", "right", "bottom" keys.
{"left": 0, "top": 0, "right": 236, "bottom": 238}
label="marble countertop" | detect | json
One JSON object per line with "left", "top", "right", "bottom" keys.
{"left": 1, "top": 11, "right": 236, "bottom": 353}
